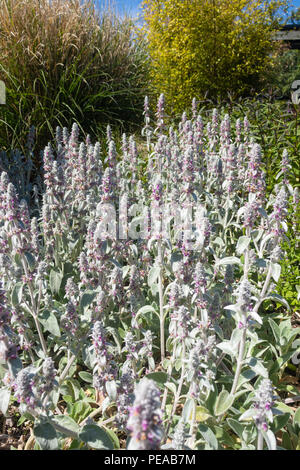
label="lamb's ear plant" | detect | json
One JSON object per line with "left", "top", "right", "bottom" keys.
{"left": 0, "top": 95, "right": 299, "bottom": 450}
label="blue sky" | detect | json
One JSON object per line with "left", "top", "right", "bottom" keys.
{"left": 115, "top": 0, "right": 142, "bottom": 17}
{"left": 96, "top": 0, "right": 300, "bottom": 20}
{"left": 96, "top": 0, "right": 142, "bottom": 18}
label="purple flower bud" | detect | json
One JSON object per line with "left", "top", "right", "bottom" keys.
{"left": 26, "top": 125, "right": 35, "bottom": 152}
{"left": 116, "top": 370, "right": 135, "bottom": 428}
{"left": 171, "top": 420, "right": 187, "bottom": 450}
{"left": 253, "top": 378, "right": 275, "bottom": 432}
{"left": 192, "top": 97, "right": 198, "bottom": 120}
{"left": 127, "top": 378, "right": 163, "bottom": 450}
{"left": 156, "top": 94, "right": 166, "bottom": 134}
{"left": 0, "top": 172, "right": 9, "bottom": 215}
{"left": 65, "top": 277, "right": 79, "bottom": 303}
{"left": 194, "top": 262, "right": 207, "bottom": 294}
{"left": 243, "top": 200, "right": 259, "bottom": 229}
{"left": 41, "top": 357, "right": 56, "bottom": 394}
{"left": 246, "top": 144, "right": 265, "bottom": 200}
{"left": 170, "top": 305, "right": 191, "bottom": 339}
{"left": 92, "top": 320, "right": 107, "bottom": 365}
{"left": 14, "top": 368, "right": 37, "bottom": 407}
{"left": 101, "top": 167, "right": 115, "bottom": 202}
{"left": 208, "top": 292, "right": 221, "bottom": 320}
{"left": 151, "top": 177, "right": 163, "bottom": 205}
{"left": 106, "top": 124, "right": 112, "bottom": 143}
{"left": 235, "top": 279, "right": 252, "bottom": 312}
{"left": 168, "top": 281, "right": 182, "bottom": 309}
{"left": 6, "top": 183, "right": 19, "bottom": 222}
{"left": 0, "top": 284, "right": 10, "bottom": 326}
{"left": 244, "top": 116, "right": 250, "bottom": 141}
{"left": 70, "top": 123, "right": 79, "bottom": 148}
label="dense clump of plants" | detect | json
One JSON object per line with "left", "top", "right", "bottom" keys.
{"left": 266, "top": 47, "right": 300, "bottom": 98}
{"left": 188, "top": 94, "right": 300, "bottom": 310}
{"left": 0, "top": 0, "right": 149, "bottom": 157}
{"left": 0, "top": 95, "right": 299, "bottom": 450}
{"left": 141, "top": 0, "right": 289, "bottom": 113}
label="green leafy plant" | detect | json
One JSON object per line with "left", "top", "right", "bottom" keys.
{"left": 0, "top": 96, "right": 299, "bottom": 451}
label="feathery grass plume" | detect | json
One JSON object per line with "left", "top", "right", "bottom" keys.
{"left": 0, "top": 0, "right": 149, "bottom": 158}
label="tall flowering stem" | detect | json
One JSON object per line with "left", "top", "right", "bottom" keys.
{"left": 158, "top": 240, "right": 165, "bottom": 362}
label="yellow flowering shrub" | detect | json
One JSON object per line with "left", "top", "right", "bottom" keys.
{"left": 142, "top": 0, "right": 289, "bottom": 113}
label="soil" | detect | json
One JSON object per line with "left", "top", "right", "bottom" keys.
{"left": 0, "top": 405, "right": 31, "bottom": 450}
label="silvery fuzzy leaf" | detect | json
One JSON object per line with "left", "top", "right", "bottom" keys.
{"left": 239, "top": 408, "right": 257, "bottom": 421}
{"left": 213, "top": 324, "right": 224, "bottom": 340}
{"left": 101, "top": 396, "right": 110, "bottom": 414}
{"left": 175, "top": 358, "right": 183, "bottom": 371}
{"left": 34, "top": 421, "right": 59, "bottom": 450}
{"left": 270, "top": 262, "right": 281, "bottom": 283}
{"left": 182, "top": 398, "right": 195, "bottom": 423}
{"left": 80, "top": 290, "right": 97, "bottom": 311}
{"left": 214, "top": 389, "right": 234, "bottom": 416}
{"left": 251, "top": 229, "right": 263, "bottom": 242}
{"left": 236, "top": 236, "right": 251, "bottom": 255}
{"left": 198, "top": 424, "right": 218, "bottom": 450}
{"left": 293, "top": 407, "right": 300, "bottom": 429}
{"left": 147, "top": 236, "right": 157, "bottom": 251}
{"left": 163, "top": 238, "right": 172, "bottom": 250}
{"left": 246, "top": 357, "right": 268, "bottom": 378}
{"left": 181, "top": 284, "right": 190, "bottom": 297}
{"left": 7, "top": 356, "right": 23, "bottom": 378}
{"left": 216, "top": 341, "right": 238, "bottom": 357}
{"left": 248, "top": 193, "right": 257, "bottom": 203}
{"left": 224, "top": 304, "right": 243, "bottom": 314}
{"left": 150, "top": 283, "right": 159, "bottom": 296}
{"left": 262, "top": 293, "right": 290, "bottom": 312}
{"left": 216, "top": 256, "right": 242, "bottom": 266}
{"left": 135, "top": 305, "right": 159, "bottom": 321}
{"left": 79, "top": 424, "right": 114, "bottom": 450}
{"left": 164, "top": 381, "right": 177, "bottom": 395}
{"left": 49, "top": 269, "right": 63, "bottom": 295}
{"left": 242, "top": 425, "right": 256, "bottom": 445}
{"left": 249, "top": 311, "right": 263, "bottom": 325}
{"left": 105, "top": 380, "right": 117, "bottom": 401}
{"left": 122, "top": 265, "right": 131, "bottom": 278}
{"left": 39, "top": 310, "right": 61, "bottom": 337}
{"left": 23, "top": 252, "right": 36, "bottom": 270}
{"left": 11, "top": 282, "right": 24, "bottom": 307}
{"left": 259, "top": 233, "right": 274, "bottom": 256}
{"left": 227, "top": 418, "right": 244, "bottom": 440}
{"left": 0, "top": 387, "right": 11, "bottom": 416}
{"left": 106, "top": 327, "right": 122, "bottom": 355}
{"left": 237, "top": 369, "right": 257, "bottom": 390}
{"left": 231, "top": 328, "right": 244, "bottom": 348}
{"left": 258, "top": 207, "right": 268, "bottom": 219}
{"left": 144, "top": 371, "right": 168, "bottom": 388}
{"left": 147, "top": 266, "right": 160, "bottom": 286}
{"left": 237, "top": 206, "right": 245, "bottom": 220}
{"left": 213, "top": 237, "right": 225, "bottom": 247}
{"left": 255, "top": 258, "right": 267, "bottom": 268}
{"left": 52, "top": 415, "right": 80, "bottom": 436}
{"left": 82, "top": 345, "right": 95, "bottom": 369}
{"left": 148, "top": 356, "right": 155, "bottom": 371}
{"left": 261, "top": 429, "right": 277, "bottom": 450}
